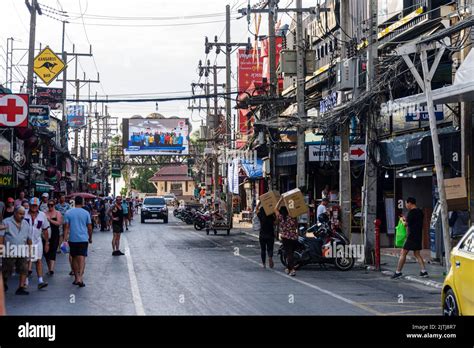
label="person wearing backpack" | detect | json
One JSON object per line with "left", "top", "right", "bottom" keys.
{"left": 254, "top": 201, "right": 276, "bottom": 269}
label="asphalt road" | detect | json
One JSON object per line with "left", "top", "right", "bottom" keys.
{"left": 4, "top": 211, "right": 442, "bottom": 316}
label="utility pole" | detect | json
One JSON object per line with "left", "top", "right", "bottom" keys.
{"left": 459, "top": 0, "right": 473, "bottom": 223}
{"left": 205, "top": 11, "right": 249, "bottom": 224}
{"left": 26, "top": 0, "right": 42, "bottom": 95}
{"left": 339, "top": 0, "right": 352, "bottom": 238}
{"left": 225, "top": 4, "right": 233, "bottom": 225}
{"left": 213, "top": 64, "right": 220, "bottom": 206}
{"left": 362, "top": 0, "right": 378, "bottom": 264}
{"left": 57, "top": 45, "right": 100, "bottom": 156}
{"left": 61, "top": 20, "right": 68, "bottom": 149}
{"left": 295, "top": 0, "right": 306, "bottom": 191}
{"left": 268, "top": 0, "right": 278, "bottom": 191}
{"left": 238, "top": 2, "right": 321, "bottom": 192}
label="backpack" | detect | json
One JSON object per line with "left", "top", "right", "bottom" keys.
{"left": 252, "top": 212, "right": 261, "bottom": 232}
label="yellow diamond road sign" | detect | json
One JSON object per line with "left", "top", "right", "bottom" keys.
{"left": 33, "top": 46, "right": 66, "bottom": 86}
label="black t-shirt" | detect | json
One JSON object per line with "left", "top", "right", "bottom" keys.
{"left": 111, "top": 204, "right": 123, "bottom": 225}
{"left": 406, "top": 208, "right": 423, "bottom": 242}
{"left": 257, "top": 208, "right": 275, "bottom": 239}
{"left": 3, "top": 209, "right": 14, "bottom": 219}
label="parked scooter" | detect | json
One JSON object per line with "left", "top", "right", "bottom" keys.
{"left": 278, "top": 214, "right": 355, "bottom": 271}
{"left": 193, "top": 210, "right": 211, "bottom": 230}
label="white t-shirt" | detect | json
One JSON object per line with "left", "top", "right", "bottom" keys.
{"left": 317, "top": 204, "right": 328, "bottom": 219}
{"left": 24, "top": 211, "right": 50, "bottom": 245}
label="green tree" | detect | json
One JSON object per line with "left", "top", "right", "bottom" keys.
{"left": 120, "top": 187, "right": 128, "bottom": 197}
{"left": 131, "top": 167, "right": 158, "bottom": 193}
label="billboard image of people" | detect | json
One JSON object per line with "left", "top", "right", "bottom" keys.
{"left": 124, "top": 118, "right": 189, "bottom": 156}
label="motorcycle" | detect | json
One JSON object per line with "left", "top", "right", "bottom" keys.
{"left": 278, "top": 215, "right": 355, "bottom": 271}
{"left": 193, "top": 210, "right": 211, "bottom": 230}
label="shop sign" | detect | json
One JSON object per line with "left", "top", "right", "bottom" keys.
{"left": 0, "top": 165, "right": 14, "bottom": 187}
{"left": 319, "top": 91, "right": 338, "bottom": 114}
{"left": 29, "top": 105, "right": 50, "bottom": 127}
{"left": 0, "top": 136, "right": 11, "bottom": 161}
{"left": 309, "top": 145, "right": 366, "bottom": 162}
{"left": 405, "top": 105, "right": 444, "bottom": 122}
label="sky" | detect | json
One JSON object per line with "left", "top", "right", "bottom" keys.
{"left": 0, "top": 0, "right": 304, "bottom": 130}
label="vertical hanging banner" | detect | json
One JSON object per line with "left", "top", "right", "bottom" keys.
{"left": 0, "top": 94, "right": 29, "bottom": 128}
{"left": 67, "top": 105, "right": 85, "bottom": 128}
{"left": 237, "top": 49, "right": 264, "bottom": 147}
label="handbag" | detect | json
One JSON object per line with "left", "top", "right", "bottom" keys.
{"left": 395, "top": 218, "right": 407, "bottom": 248}
{"left": 252, "top": 212, "right": 261, "bottom": 232}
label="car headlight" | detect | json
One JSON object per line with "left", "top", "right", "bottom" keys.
{"left": 142, "top": 207, "right": 149, "bottom": 211}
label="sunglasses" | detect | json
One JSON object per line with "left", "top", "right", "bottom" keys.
{"left": 48, "top": 204, "right": 54, "bottom": 207}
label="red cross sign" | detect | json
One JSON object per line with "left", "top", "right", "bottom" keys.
{"left": 0, "top": 94, "right": 29, "bottom": 127}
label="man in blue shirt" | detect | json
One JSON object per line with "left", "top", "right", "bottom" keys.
{"left": 64, "top": 196, "right": 92, "bottom": 288}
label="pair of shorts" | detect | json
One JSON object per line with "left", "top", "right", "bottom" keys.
{"left": 69, "top": 242, "right": 88, "bottom": 257}
{"left": 112, "top": 223, "right": 123, "bottom": 234}
{"left": 1, "top": 257, "right": 29, "bottom": 276}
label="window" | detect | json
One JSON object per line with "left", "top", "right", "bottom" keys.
{"left": 171, "top": 183, "right": 182, "bottom": 191}
{"left": 143, "top": 198, "right": 165, "bottom": 205}
{"left": 459, "top": 231, "right": 474, "bottom": 253}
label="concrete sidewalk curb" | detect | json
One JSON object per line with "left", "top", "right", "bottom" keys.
{"left": 376, "top": 269, "right": 443, "bottom": 289}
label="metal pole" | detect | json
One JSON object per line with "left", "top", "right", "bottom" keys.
{"left": 296, "top": 0, "right": 306, "bottom": 190}
{"left": 363, "top": 0, "right": 378, "bottom": 264}
{"left": 74, "top": 79, "right": 79, "bottom": 156}
{"left": 61, "top": 20, "right": 68, "bottom": 150}
{"left": 225, "top": 4, "right": 233, "bottom": 225}
{"left": 268, "top": 0, "right": 278, "bottom": 191}
{"left": 420, "top": 48, "right": 451, "bottom": 271}
{"left": 340, "top": 0, "right": 352, "bottom": 237}
{"left": 26, "top": 0, "right": 39, "bottom": 95}
{"left": 213, "top": 65, "right": 219, "bottom": 206}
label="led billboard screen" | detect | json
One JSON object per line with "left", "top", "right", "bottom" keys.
{"left": 123, "top": 118, "right": 189, "bottom": 156}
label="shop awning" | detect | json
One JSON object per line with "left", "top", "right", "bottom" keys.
{"left": 379, "top": 127, "right": 459, "bottom": 167}
{"left": 276, "top": 150, "right": 297, "bottom": 167}
{"left": 241, "top": 159, "right": 263, "bottom": 180}
{"left": 393, "top": 47, "right": 474, "bottom": 106}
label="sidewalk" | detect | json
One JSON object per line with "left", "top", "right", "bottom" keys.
{"left": 379, "top": 248, "right": 446, "bottom": 289}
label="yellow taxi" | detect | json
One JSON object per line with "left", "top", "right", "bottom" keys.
{"left": 442, "top": 227, "right": 474, "bottom": 316}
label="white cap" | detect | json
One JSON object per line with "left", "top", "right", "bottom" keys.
{"left": 42, "top": 193, "right": 49, "bottom": 198}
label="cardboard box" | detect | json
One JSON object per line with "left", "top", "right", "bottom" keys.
{"left": 281, "top": 188, "right": 308, "bottom": 218}
{"left": 260, "top": 191, "right": 281, "bottom": 216}
{"left": 444, "top": 177, "right": 468, "bottom": 211}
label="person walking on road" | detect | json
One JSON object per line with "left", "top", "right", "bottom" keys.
{"left": 45, "top": 200, "right": 62, "bottom": 275}
{"left": 0, "top": 207, "right": 32, "bottom": 295}
{"left": 256, "top": 202, "right": 276, "bottom": 269}
{"left": 64, "top": 196, "right": 92, "bottom": 288}
{"left": 24, "top": 198, "right": 50, "bottom": 290}
{"left": 275, "top": 199, "right": 299, "bottom": 277}
{"left": 14, "top": 191, "right": 26, "bottom": 208}
{"left": 3, "top": 198, "right": 15, "bottom": 219}
{"left": 121, "top": 198, "right": 129, "bottom": 231}
{"left": 39, "top": 193, "right": 49, "bottom": 213}
{"left": 110, "top": 197, "right": 125, "bottom": 256}
{"left": 55, "top": 195, "right": 70, "bottom": 253}
{"left": 392, "top": 197, "right": 428, "bottom": 279}
{"left": 99, "top": 200, "right": 107, "bottom": 231}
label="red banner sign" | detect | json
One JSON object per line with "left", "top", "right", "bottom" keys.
{"left": 237, "top": 49, "right": 264, "bottom": 93}
{"left": 0, "top": 94, "right": 29, "bottom": 128}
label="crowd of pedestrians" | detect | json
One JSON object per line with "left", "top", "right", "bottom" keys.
{"left": 0, "top": 191, "right": 139, "bottom": 296}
